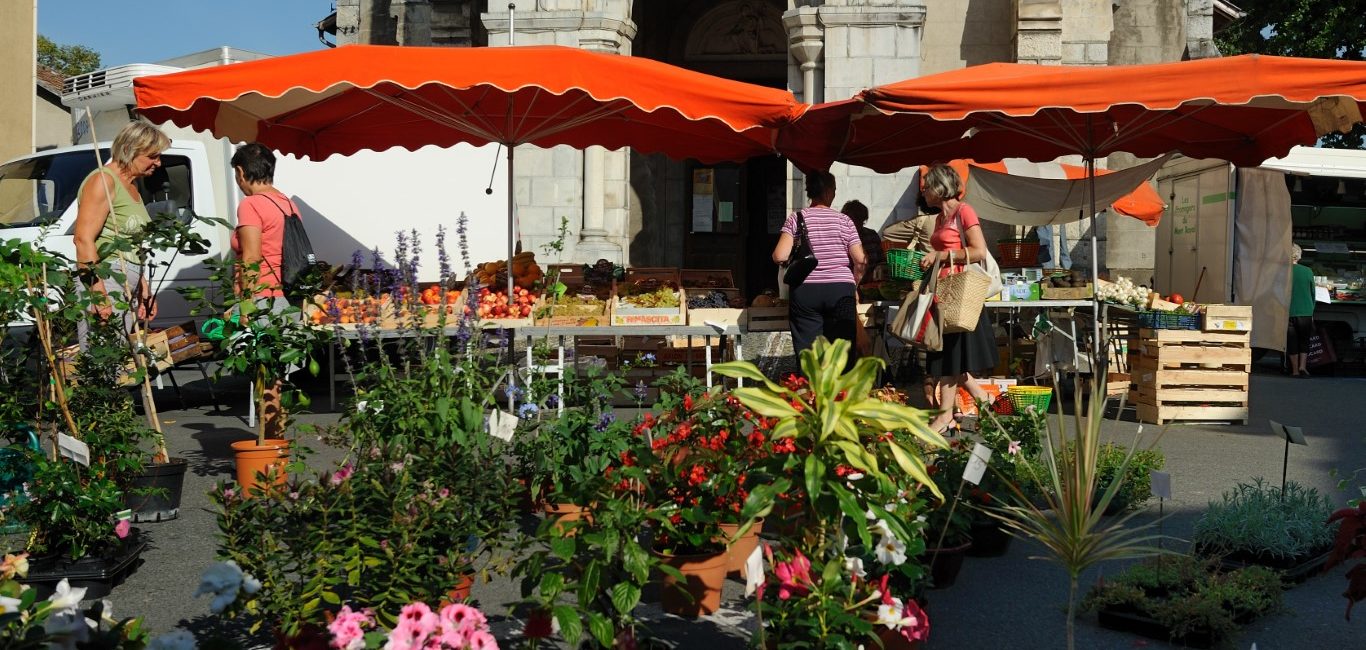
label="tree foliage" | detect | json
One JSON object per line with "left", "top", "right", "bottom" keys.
{"left": 37, "top": 34, "right": 101, "bottom": 79}
{"left": 1216, "top": 0, "right": 1366, "bottom": 149}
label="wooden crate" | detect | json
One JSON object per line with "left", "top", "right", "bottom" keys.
{"left": 680, "top": 269, "right": 735, "bottom": 289}
{"left": 1203, "top": 304, "right": 1252, "bottom": 332}
{"left": 1133, "top": 327, "right": 1250, "bottom": 425}
{"left": 1040, "top": 284, "right": 1093, "bottom": 300}
{"left": 745, "top": 305, "right": 790, "bottom": 332}
{"left": 688, "top": 307, "right": 745, "bottom": 327}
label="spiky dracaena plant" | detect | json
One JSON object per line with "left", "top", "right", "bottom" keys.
{"left": 984, "top": 376, "right": 1167, "bottom": 650}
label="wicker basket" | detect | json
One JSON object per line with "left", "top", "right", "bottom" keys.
{"left": 997, "top": 238, "right": 1040, "bottom": 268}
{"left": 1006, "top": 386, "right": 1053, "bottom": 413}
{"left": 1136, "top": 311, "right": 1202, "bottom": 330}
{"left": 885, "top": 248, "right": 925, "bottom": 281}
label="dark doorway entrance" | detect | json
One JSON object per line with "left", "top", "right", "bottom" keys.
{"left": 682, "top": 156, "right": 786, "bottom": 300}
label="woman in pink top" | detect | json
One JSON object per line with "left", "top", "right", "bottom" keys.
{"left": 229, "top": 143, "right": 301, "bottom": 438}
{"left": 918, "top": 164, "right": 996, "bottom": 433}
{"left": 230, "top": 143, "right": 300, "bottom": 308}
{"left": 771, "top": 170, "right": 867, "bottom": 364}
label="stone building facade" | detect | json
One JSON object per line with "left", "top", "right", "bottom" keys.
{"left": 326, "top": 0, "right": 1240, "bottom": 296}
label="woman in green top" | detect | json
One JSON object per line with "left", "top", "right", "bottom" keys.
{"left": 74, "top": 121, "right": 170, "bottom": 325}
{"left": 1287, "top": 243, "right": 1316, "bottom": 377}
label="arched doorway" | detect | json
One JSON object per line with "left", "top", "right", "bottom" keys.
{"left": 628, "top": 0, "right": 790, "bottom": 300}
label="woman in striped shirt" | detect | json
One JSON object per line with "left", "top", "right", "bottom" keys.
{"left": 772, "top": 170, "right": 868, "bottom": 364}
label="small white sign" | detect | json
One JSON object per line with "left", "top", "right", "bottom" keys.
{"left": 1269, "top": 420, "right": 1307, "bottom": 446}
{"left": 488, "top": 410, "right": 519, "bottom": 442}
{"left": 963, "top": 443, "right": 992, "bottom": 486}
{"left": 57, "top": 433, "right": 90, "bottom": 466}
{"left": 1314, "top": 286, "right": 1332, "bottom": 304}
{"left": 1150, "top": 470, "right": 1172, "bottom": 499}
{"left": 744, "top": 544, "right": 765, "bottom": 597}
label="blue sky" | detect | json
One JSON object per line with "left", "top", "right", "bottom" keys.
{"left": 38, "top": 1, "right": 332, "bottom": 67}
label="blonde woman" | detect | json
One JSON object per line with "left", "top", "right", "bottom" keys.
{"left": 74, "top": 121, "right": 170, "bottom": 325}
{"left": 917, "top": 164, "right": 996, "bottom": 432}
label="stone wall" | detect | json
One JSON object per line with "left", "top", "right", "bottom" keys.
{"left": 0, "top": 2, "right": 35, "bottom": 163}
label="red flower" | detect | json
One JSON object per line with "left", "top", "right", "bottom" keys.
{"left": 774, "top": 549, "right": 813, "bottom": 600}
{"left": 748, "top": 431, "right": 766, "bottom": 448}
{"left": 683, "top": 394, "right": 693, "bottom": 411}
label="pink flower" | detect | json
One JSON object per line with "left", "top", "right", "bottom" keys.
{"left": 438, "top": 488, "right": 450, "bottom": 499}
{"left": 383, "top": 620, "right": 422, "bottom": 650}
{"left": 1007, "top": 440, "right": 1022, "bottom": 456}
{"left": 113, "top": 519, "right": 131, "bottom": 539}
{"left": 329, "top": 605, "right": 373, "bottom": 650}
{"left": 899, "top": 599, "right": 931, "bottom": 642}
{"left": 439, "top": 603, "right": 486, "bottom": 637}
{"left": 773, "top": 549, "right": 812, "bottom": 600}
{"left": 399, "top": 602, "right": 439, "bottom": 638}
{"left": 222, "top": 487, "right": 236, "bottom": 500}
{"left": 331, "top": 463, "right": 355, "bottom": 486}
{"left": 465, "top": 630, "right": 499, "bottom": 650}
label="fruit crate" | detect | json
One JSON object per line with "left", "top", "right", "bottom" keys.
{"left": 680, "top": 269, "right": 735, "bottom": 289}
{"left": 1040, "top": 283, "right": 1093, "bottom": 300}
{"left": 1133, "top": 328, "right": 1250, "bottom": 425}
{"left": 687, "top": 286, "right": 745, "bottom": 327}
{"left": 745, "top": 304, "right": 789, "bottom": 332}
{"left": 613, "top": 268, "right": 685, "bottom": 326}
{"left": 1202, "top": 304, "right": 1251, "bottom": 333}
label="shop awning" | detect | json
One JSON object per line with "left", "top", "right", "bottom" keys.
{"left": 959, "top": 154, "right": 1172, "bottom": 226}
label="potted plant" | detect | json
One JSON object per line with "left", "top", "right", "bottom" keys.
{"left": 181, "top": 256, "right": 330, "bottom": 493}
{"left": 1193, "top": 478, "right": 1334, "bottom": 579}
{"left": 982, "top": 375, "right": 1165, "bottom": 650}
{"left": 0, "top": 552, "right": 152, "bottom": 647}
{"left": 712, "top": 338, "right": 948, "bottom": 648}
{"left": 1082, "top": 554, "right": 1282, "bottom": 648}
{"left": 921, "top": 444, "right": 976, "bottom": 586}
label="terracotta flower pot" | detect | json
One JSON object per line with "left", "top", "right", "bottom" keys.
{"left": 718, "top": 519, "right": 764, "bottom": 577}
{"left": 654, "top": 548, "right": 727, "bottom": 618}
{"left": 442, "top": 574, "right": 475, "bottom": 603}
{"left": 230, "top": 439, "right": 290, "bottom": 495}
{"left": 543, "top": 501, "right": 588, "bottom": 536}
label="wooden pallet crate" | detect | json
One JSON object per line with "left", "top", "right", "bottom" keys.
{"left": 1203, "top": 304, "right": 1252, "bottom": 333}
{"left": 1136, "top": 328, "right": 1252, "bottom": 369}
{"left": 745, "top": 305, "right": 789, "bottom": 332}
{"left": 1136, "top": 403, "right": 1249, "bottom": 425}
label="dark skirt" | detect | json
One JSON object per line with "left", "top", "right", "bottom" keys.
{"left": 927, "top": 309, "right": 997, "bottom": 377}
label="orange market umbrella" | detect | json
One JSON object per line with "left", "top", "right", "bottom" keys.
{"left": 134, "top": 44, "right": 806, "bottom": 295}
{"left": 785, "top": 54, "right": 1366, "bottom": 362}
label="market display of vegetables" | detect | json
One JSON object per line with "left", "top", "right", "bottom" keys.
{"left": 617, "top": 279, "right": 681, "bottom": 308}
{"left": 473, "top": 251, "right": 543, "bottom": 290}
{"left": 583, "top": 258, "right": 622, "bottom": 286}
{"left": 1042, "top": 269, "right": 1089, "bottom": 288}
{"left": 687, "top": 290, "right": 744, "bottom": 309}
{"left": 473, "top": 286, "right": 537, "bottom": 319}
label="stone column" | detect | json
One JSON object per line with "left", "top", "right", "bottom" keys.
{"left": 1015, "top": 0, "right": 1063, "bottom": 65}
{"left": 481, "top": 2, "right": 636, "bottom": 264}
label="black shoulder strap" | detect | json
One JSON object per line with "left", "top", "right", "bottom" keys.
{"left": 795, "top": 210, "right": 815, "bottom": 253}
{"left": 260, "top": 194, "right": 295, "bottom": 218}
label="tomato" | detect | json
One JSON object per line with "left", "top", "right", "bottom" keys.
{"left": 1169, "top": 293, "right": 1185, "bottom": 305}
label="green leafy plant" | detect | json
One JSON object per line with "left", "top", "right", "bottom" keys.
{"left": 16, "top": 455, "right": 127, "bottom": 561}
{"left": 984, "top": 376, "right": 1166, "bottom": 650}
{"left": 1193, "top": 478, "right": 1334, "bottom": 561}
{"left": 1081, "top": 555, "right": 1282, "bottom": 645}
{"left": 713, "top": 339, "right": 946, "bottom": 648}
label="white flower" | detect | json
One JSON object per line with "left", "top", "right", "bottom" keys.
{"left": 869, "top": 518, "right": 893, "bottom": 539}
{"left": 843, "top": 556, "right": 866, "bottom": 578}
{"left": 875, "top": 598, "right": 913, "bottom": 629}
{"left": 846, "top": 472, "right": 865, "bottom": 481}
{"left": 874, "top": 533, "right": 907, "bottom": 566}
{"left": 47, "top": 579, "right": 86, "bottom": 613}
{"left": 147, "top": 629, "right": 199, "bottom": 650}
{"left": 0, "top": 595, "right": 21, "bottom": 615}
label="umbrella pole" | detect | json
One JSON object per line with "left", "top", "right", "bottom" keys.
{"left": 508, "top": 145, "right": 515, "bottom": 300}
{"left": 1087, "top": 156, "right": 1103, "bottom": 376}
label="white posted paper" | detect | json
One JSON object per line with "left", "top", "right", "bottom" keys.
{"left": 692, "top": 196, "right": 715, "bottom": 232}
{"left": 57, "top": 433, "right": 90, "bottom": 466}
{"left": 963, "top": 443, "right": 992, "bottom": 485}
{"left": 744, "top": 544, "right": 765, "bottom": 597}
{"left": 488, "top": 410, "right": 520, "bottom": 442}
{"left": 1150, "top": 470, "right": 1172, "bottom": 499}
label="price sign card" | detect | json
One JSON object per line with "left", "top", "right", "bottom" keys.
{"left": 57, "top": 433, "right": 90, "bottom": 466}
{"left": 1269, "top": 420, "right": 1307, "bottom": 446}
{"left": 1150, "top": 471, "right": 1172, "bottom": 499}
{"left": 963, "top": 443, "right": 992, "bottom": 485}
{"left": 488, "top": 410, "right": 519, "bottom": 442}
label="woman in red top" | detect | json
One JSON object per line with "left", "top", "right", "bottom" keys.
{"left": 229, "top": 143, "right": 303, "bottom": 437}
{"left": 918, "top": 164, "right": 996, "bottom": 433}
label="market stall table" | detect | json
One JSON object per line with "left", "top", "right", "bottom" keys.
{"left": 326, "top": 323, "right": 745, "bottom": 411}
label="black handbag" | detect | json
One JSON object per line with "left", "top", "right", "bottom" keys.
{"left": 783, "top": 211, "right": 819, "bottom": 287}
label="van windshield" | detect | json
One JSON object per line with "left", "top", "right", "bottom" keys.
{"left": 0, "top": 149, "right": 108, "bottom": 229}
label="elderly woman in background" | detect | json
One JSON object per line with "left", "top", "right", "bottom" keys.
{"left": 1287, "top": 243, "right": 1316, "bottom": 377}
{"left": 918, "top": 164, "right": 996, "bottom": 433}
{"left": 74, "top": 121, "right": 170, "bottom": 326}
{"left": 772, "top": 170, "right": 867, "bottom": 363}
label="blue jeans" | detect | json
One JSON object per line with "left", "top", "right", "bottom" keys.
{"left": 1037, "top": 225, "right": 1071, "bottom": 269}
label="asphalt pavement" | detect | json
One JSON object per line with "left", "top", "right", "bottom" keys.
{"left": 76, "top": 349, "right": 1366, "bottom": 648}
